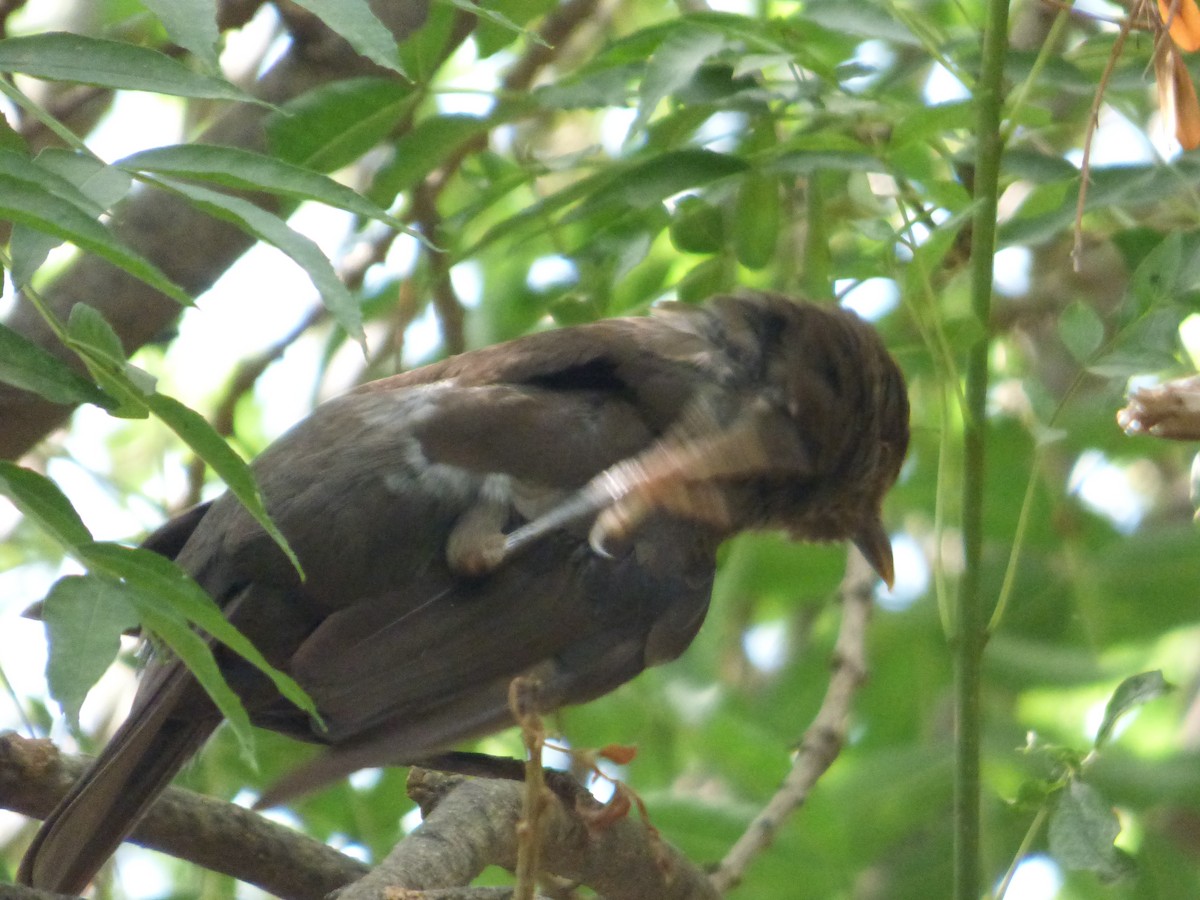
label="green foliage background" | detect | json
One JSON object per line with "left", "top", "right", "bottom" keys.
{"left": 3, "top": 0, "right": 1200, "bottom": 897}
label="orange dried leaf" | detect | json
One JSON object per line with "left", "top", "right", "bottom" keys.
{"left": 1173, "top": 49, "right": 1200, "bottom": 148}
{"left": 578, "top": 785, "right": 633, "bottom": 830}
{"left": 599, "top": 743, "right": 639, "bottom": 765}
{"left": 1154, "top": 41, "right": 1200, "bottom": 150}
{"left": 1159, "top": 0, "right": 1200, "bottom": 52}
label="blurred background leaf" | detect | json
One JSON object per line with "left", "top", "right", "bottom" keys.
{"left": 2, "top": 1, "right": 1200, "bottom": 897}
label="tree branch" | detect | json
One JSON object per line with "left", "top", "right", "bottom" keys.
{"left": 0, "top": 732, "right": 367, "bottom": 899}
{"left": 1, "top": 733, "right": 718, "bottom": 900}
{"left": 340, "top": 769, "right": 719, "bottom": 900}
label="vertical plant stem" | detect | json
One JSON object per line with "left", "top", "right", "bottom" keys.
{"left": 956, "top": 0, "right": 1009, "bottom": 896}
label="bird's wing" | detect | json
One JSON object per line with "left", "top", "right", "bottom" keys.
{"left": 257, "top": 511, "right": 715, "bottom": 804}
{"left": 165, "top": 374, "right": 719, "bottom": 787}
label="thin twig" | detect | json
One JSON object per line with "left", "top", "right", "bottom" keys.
{"left": 410, "top": 180, "right": 467, "bottom": 355}
{"left": 709, "top": 548, "right": 877, "bottom": 893}
{"left": 1072, "top": 14, "right": 1134, "bottom": 271}
{"left": 512, "top": 678, "right": 550, "bottom": 900}
{"left": 501, "top": 0, "right": 602, "bottom": 93}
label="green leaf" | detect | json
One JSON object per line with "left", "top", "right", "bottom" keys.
{"left": 92, "top": 342, "right": 158, "bottom": 398}
{"left": 1002, "top": 148, "right": 1079, "bottom": 183}
{"left": 0, "top": 461, "right": 93, "bottom": 548}
{"left": 474, "top": 0, "right": 556, "bottom": 56}
{"left": 157, "top": 177, "right": 364, "bottom": 346}
{"left": 118, "top": 144, "right": 405, "bottom": 228}
{"left": 733, "top": 173, "right": 779, "bottom": 270}
{"left": 1013, "top": 776, "right": 1055, "bottom": 810}
{"left": 141, "top": 391, "right": 305, "bottom": 581}
{"left": 891, "top": 101, "right": 974, "bottom": 147}
{"left": 1, "top": 457, "right": 315, "bottom": 754}
{"left": 42, "top": 574, "right": 139, "bottom": 733}
{"left": 1127, "top": 231, "right": 1183, "bottom": 322}
{"left": 0, "top": 323, "right": 114, "bottom": 408}
{"left": 1081, "top": 525, "right": 1200, "bottom": 643}
{"left": 629, "top": 23, "right": 728, "bottom": 139}
{"left": 0, "top": 107, "right": 25, "bottom": 152}
{"left": 66, "top": 302, "right": 128, "bottom": 369}
{"left": 469, "top": 150, "right": 747, "bottom": 256}
{"left": 585, "top": 150, "right": 748, "bottom": 213}
{"left": 769, "top": 151, "right": 883, "bottom": 174}
{"left": 1058, "top": 300, "right": 1105, "bottom": 363}
{"left": 444, "top": 0, "right": 548, "bottom": 45}
{"left": 0, "top": 33, "right": 256, "bottom": 102}
{"left": 732, "top": 52, "right": 792, "bottom": 79}
{"left": 1094, "top": 670, "right": 1173, "bottom": 749}
{"left": 139, "top": 0, "right": 221, "bottom": 71}
{"left": 9, "top": 149, "right": 133, "bottom": 285}
{"left": 33, "top": 149, "right": 136, "bottom": 210}
{"left": 1006, "top": 180, "right": 1070, "bottom": 223}
{"left": 371, "top": 114, "right": 492, "bottom": 200}
{"left": 999, "top": 164, "right": 1174, "bottom": 246}
{"left": 288, "top": 0, "right": 405, "bottom": 75}
{"left": 267, "top": 78, "right": 414, "bottom": 171}
{"left": 533, "top": 63, "right": 639, "bottom": 110}
{"left": 124, "top": 580, "right": 257, "bottom": 754}
{"left": 63, "top": 308, "right": 305, "bottom": 585}
{"left": 0, "top": 173, "right": 189, "bottom": 303}
{"left": 1088, "top": 307, "right": 1184, "bottom": 377}
{"left": 82, "top": 543, "right": 321, "bottom": 727}
{"left": 923, "top": 178, "right": 972, "bottom": 216}
{"left": 676, "top": 255, "right": 732, "bottom": 304}
{"left": 803, "top": 0, "right": 921, "bottom": 44}
{"left": 65, "top": 305, "right": 158, "bottom": 417}
{"left": 1048, "top": 779, "right": 1134, "bottom": 881}
{"left": 0, "top": 149, "right": 110, "bottom": 217}
{"left": 669, "top": 195, "right": 726, "bottom": 254}
{"left": 1111, "top": 226, "right": 1170, "bottom": 275}
{"left": 712, "top": 532, "right": 846, "bottom": 606}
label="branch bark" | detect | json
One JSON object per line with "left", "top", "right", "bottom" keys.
{"left": 340, "top": 769, "right": 719, "bottom": 900}
{"left": 0, "top": 733, "right": 719, "bottom": 900}
{"left": 0, "top": 732, "right": 367, "bottom": 898}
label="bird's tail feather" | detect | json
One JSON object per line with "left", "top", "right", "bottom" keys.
{"left": 18, "top": 671, "right": 215, "bottom": 894}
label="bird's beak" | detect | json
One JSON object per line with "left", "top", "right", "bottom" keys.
{"left": 853, "top": 517, "right": 894, "bottom": 589}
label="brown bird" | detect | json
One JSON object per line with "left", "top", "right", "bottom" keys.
{"left": 19, "top": 291, "right": 909, "bottom": 893}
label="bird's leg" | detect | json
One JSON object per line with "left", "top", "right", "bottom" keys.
{"left": 446, "top": 475, "right": 513, "bottom": 576}
{"left": 588, "top": 480, "right": 732, "bottom": 556}
{"left": 503, "top": 403, "right": 811, "bottom": 561}
{"left": 582, "top": 418, "right": 766, "bottom": 554}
